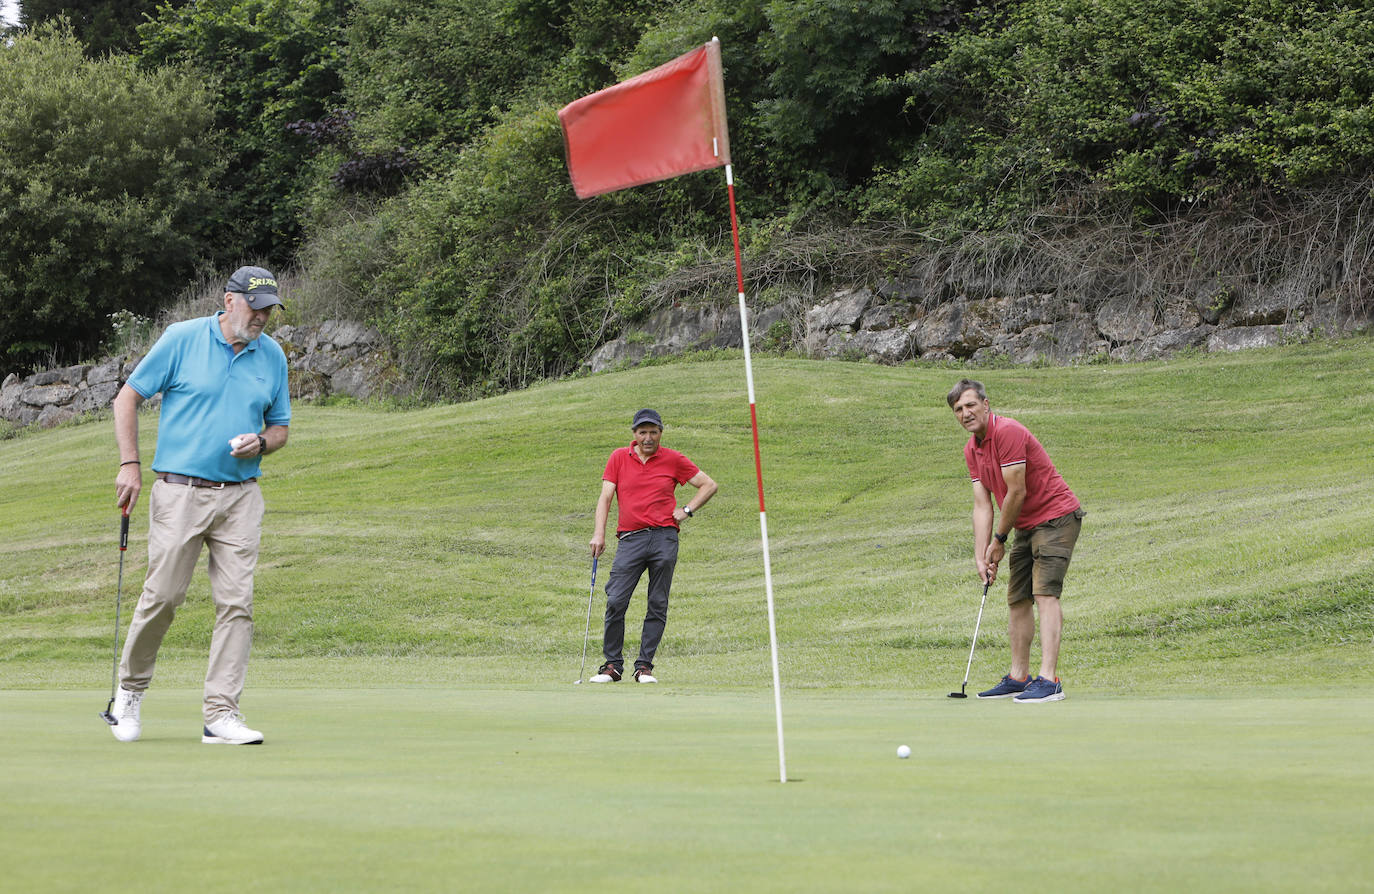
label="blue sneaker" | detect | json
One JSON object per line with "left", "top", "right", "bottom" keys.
{"left": 1014, "top": 676, "right": 1065, "bottom": 703}
{"left": 977, "top": 674, "right": 1031, "bottom": 699}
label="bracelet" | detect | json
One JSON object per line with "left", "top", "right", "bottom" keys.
{"left": 120, "top": 460, "right": 140, "bottom": 466}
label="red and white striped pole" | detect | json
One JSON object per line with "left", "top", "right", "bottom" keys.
{"left": 725, "top": 162, "right": 787, "bottom": 784}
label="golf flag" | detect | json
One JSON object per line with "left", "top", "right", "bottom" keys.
{"left": 558, "top": 40, "right": 731, "bottom": 199}
{"left": 560, "top": 40, "right": 788, "bottom": 784}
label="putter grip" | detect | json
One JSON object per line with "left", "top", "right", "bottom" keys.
{"left": 120, "top": 510, "right": 129, "bottom": 551}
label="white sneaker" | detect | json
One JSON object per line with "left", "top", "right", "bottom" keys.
{"left": 589, "top": 663, "right": 621, "bottom": 683}
{"left": 633, "top": 667, "right": 658, "bottom": 684}
{"left": 110, "top": 687, "right": 143, "bottom": 742}
{"left": 202, "top": 712, "right": 264, "bottom": 745}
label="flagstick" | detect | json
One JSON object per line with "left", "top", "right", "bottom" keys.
{"left": 725, "top": 163, "right": 787, "bottom": 784}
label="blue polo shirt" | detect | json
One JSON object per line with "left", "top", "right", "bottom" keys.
{"left": 128, "top": 313, "right": 291, "bottom": 482}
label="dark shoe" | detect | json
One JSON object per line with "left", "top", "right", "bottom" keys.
{"left": 633, "top": 665, "right": 657, "bottom": 684}
{"left": 590, "top": 663, "right": 622, "bottom": 683}
{"left": 977, "top": 673, "right": 1030, "bottom": 699}
{"left": 1015, "top": 676, "right": 1065, "bottom": 703}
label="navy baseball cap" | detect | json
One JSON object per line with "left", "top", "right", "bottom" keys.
{"left": 226, "top": 266, "right": 283, "bottom": 310}
{"left": 631, "top": 408, "right": 663, "bottom": 429}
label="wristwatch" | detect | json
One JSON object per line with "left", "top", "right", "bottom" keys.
{"left": 256, "top": 434, "right": 268, "bottom": 456}
{"left": 993, "top": 531, "right": 1007, "bottom": 544}
{"left": 682, "top": 505, "right": 694, "bottom": 517}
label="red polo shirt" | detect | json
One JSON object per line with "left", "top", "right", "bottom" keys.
{"left": 604, "top": 444, "right": 700, "bottom": 532}
{"left": 964, "top": 414, "right": 1079, "bottom": 529}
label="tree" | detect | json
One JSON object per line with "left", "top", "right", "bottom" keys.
{"left": 0, "top": 24, "right": 223, "bottom": 375}
{"left": 19, "top": 0, "right": 188, "bottom": 56}
{"left": 137, "top": 0, "right": 348, "bottom": 263}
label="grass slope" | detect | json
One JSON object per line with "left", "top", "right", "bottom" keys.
{"left": 2, "top": 340, "right": 1371, "bottom": 687}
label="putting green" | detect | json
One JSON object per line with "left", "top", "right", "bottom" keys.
{"left": 2, "top": 685, "right": 1368, "bottom": 892}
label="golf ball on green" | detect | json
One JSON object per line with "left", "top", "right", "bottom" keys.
{"left": 897, "top": 745, "right": 911, "bottom": 759}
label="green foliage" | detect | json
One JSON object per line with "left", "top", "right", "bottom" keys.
{"left": 368, "top": 105, "right": 635, "bottom": 396}
{"left": 0, "top": 25, "right": 222, "bottom": 374}
{"left": 137, "top": 0, "right": 347, "bottom": 263}
{"left": 866, "top": 0, "right": 1374, "bottom": 226}
{"left": 622, "top": 0, "right": 963, "bottom": 212}
{"left": 752, "top": 0, "right": 953, "bottom": 202}
{"left": 19, "top": 0, "right": 184, "bottom": 56}
{"left": 101, "top": 310, "right": 155, "bottom": 357}
{"left": 340, "top": 0, "right": 657, "bottom": 169}
{"left": 308, "top": 0, "right": 979, "bottom": 394}
{"left": 341, "top": 0, "right": 541, "bottom": 166}
{"left": 305, "top": 92, "right": 733, "bottom": 398}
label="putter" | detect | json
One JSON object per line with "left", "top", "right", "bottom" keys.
{"left": 573, "top": 555, "right": 599, "bottom": 684}
{"left": 99, "top": 506, "right": 131, "bottom": 725}
{"left": 949, "top": 580, "right": 992, "bottom": 698}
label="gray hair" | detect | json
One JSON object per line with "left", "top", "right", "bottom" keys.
{"left": 946, "top": 378, "right": 987, "bottom": 408}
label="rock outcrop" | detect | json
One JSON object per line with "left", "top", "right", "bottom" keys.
{"left": 586, "top": 279, "right": 1370, "bottom": 373}
{"left": 1, "top": 320, "right": 405, "bottom": 429}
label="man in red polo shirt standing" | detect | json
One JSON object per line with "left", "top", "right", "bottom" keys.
{"left": 589, "top": 408, "right": 718, "bottom": 684}
{"left": 948, "top": 379, "right": 1084, "bottom": 703}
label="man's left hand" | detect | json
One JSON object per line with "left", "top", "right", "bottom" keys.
{"left": 229, "top": 433, "right": 264, "bottom": 457}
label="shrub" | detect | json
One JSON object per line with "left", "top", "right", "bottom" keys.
{"left": 137, "top": 0, "right": 347, "bottom": 263}
{"left": 865, "top": 0, "right": 1374, "bottom": 226}
{"left": 340, "top": 0, "right": 658, "bottom": 169}
{"left": 0, "top": 24, "right": 222, "bottom": 375}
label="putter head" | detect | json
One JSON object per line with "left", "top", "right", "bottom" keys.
{"left": 573, "top": 680, "right": 582, "bottom": 685}
{"left": 947, "top": 691, "right": 968, "bottom": 699}
{"left": 99, "top": 707, "right": 118, "bottom": 725}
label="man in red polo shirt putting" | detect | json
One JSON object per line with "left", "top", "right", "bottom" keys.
{"left": 588, "top": 408, "right": 717, "bottom": 684}
{"left": 948, "top": 379, "right": 1084, "bottom": 703}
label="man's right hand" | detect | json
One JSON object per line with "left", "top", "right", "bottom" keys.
{"left": 116, "top": 463, "right": 142, "bottom": 513}
{"left": 590, "top": 535, "right": 605, "bottom": 559}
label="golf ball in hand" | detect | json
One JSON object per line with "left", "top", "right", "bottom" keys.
{"left": 897, "top": 745, "right": 911, "bottom": 759}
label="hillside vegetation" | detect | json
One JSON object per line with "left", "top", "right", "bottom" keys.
{"left": 2, "top": 340, "right": 1371, "bottom": 689}
{"left": 4, "top": 1, "right": 1373, "bottom": 392}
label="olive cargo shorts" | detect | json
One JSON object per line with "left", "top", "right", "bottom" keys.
{"left": 1006, "top": 507, "right": 1084, "bottom": 604}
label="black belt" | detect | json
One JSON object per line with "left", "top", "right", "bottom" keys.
{"left": 617, "top": 526, "right": 669, "bottom": 540}
{"left": 157, "top": 472, "right": 256, "bottom": 488}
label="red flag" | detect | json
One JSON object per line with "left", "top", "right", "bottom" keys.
{"left": 558, "top": 40, "right": 731, "bottom": 199}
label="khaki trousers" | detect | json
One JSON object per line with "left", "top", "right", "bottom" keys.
{"left": 119, "top": 478, "right": 264, "bottom": 723}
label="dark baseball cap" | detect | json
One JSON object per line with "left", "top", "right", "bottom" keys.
{"left": 631, "top": 408, "right": 663, "bottom": 429}
{"left": 226, "top": 266, "right": 283, "bottom": 310}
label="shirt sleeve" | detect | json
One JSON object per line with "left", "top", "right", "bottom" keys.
{"left": 264, "top": 360, "right": 292, "bottom": 426}
{"left": 603, "top": 450, "right": 620, "bottom": 483}
{"left": 964, "top": 442, "right": 978, "bottom": 482}
{"left": 998, "top": 423, "right": 1029, "bottom": 467}
{"left": 675, "top": 453, "right": 701, "bottom": 485}
{"left": 125, "top": 328, "right": 177, "bottom": 400}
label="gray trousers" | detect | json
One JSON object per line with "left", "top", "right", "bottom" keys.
{"left": 602, "top": 526, "right": 679, "bottom": 670}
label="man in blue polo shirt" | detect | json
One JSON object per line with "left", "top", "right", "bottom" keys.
{"left": 588, "top": 408, "right": 717, "bottom": 684}
{"left": 107, "top": 266, "right": 291, "bottom": 744}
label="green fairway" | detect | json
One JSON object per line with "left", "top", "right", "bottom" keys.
{"left": 2, "top": 684, "right": 1369, "bottom": 892}
{"left": 3, "top": 340, "right": 1373, "bottom": 890}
